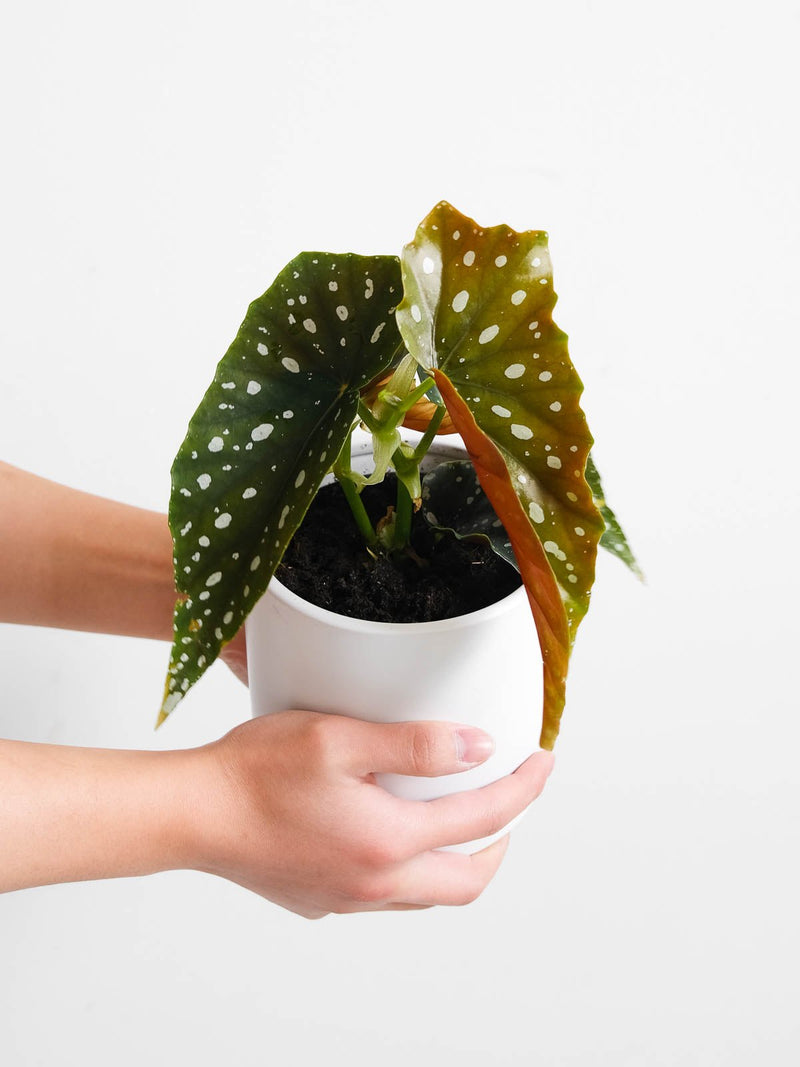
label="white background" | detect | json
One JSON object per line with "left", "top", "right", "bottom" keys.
{"left": 1, "top": 1, "right": 798, "bottom": 1063}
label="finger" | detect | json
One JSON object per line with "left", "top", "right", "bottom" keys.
{"left": 221, "top": 651, "right": 249, "bottom": 687}
{"left": 411, "top": 750, "right": 555, "bottom": 851}
{"left": 342, "top": 718, "right": 495, "bottom": 778}
{"left": 384, "top": 835, "right": 511, "bottom": 907}
{"left": 333, "top": 901, "right": 434, "bottom": 913}
{"left": 220, "top": 629, "right": 248, "bottom": 686}
{"left": 380, "top": 903, "right": 434, "bottom": 911}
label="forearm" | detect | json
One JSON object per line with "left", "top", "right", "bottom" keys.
{"left": 0, "top": 461, "right": 175, "bottom": 639}
{"left": 0, "top": 738, "right": 202, "bottom": 893}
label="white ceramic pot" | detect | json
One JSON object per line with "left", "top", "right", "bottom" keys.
{"left": 246, "top": 434, "right": 543, "bottom": 853}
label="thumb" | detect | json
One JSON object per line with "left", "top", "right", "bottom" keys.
{"left": 348, "top": 719, "right": 495, "bottom": 778}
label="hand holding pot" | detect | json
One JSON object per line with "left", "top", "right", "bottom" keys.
{"left": 0, "top": 713, "right": 553, "bottom": 907}
{"left": 194, "top": 710, "right": 555, "bottom": 918}
{"left": 0, "top": 462, "right": 553, "bottom": 911}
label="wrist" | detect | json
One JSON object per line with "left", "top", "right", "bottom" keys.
{"left": 138, "top": 747, "right": 215, "bottom": 877}
{"left": 153, "top": 740, "right": 244, "bottom": 880}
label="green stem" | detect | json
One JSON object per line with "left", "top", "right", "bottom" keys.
{"left": 413, "top": 404, "right": 446, "bottom": 462}
{"left": 393, "top": 478, "right": 413, "bottom": 550}
{"left": 336, "top": 472, "right": 377, "bottom": 546}
{"left": 397, "top": 376, "right": 438, "bottom": 418}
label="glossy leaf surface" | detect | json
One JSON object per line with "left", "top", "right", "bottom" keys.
{"left": 396, "top": 202, "right": 604, "bottom": 747}
{"left": 161, "top": 253, "right": 404, "bottom": 722}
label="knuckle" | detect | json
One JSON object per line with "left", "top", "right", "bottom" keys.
{"left": 479, "top": 800, "right": 507, "bottom": 839}
{"left": 347, "top": 874, "right": 391, "bottom": 907}
{"left": 408, "top": 724, "right": 441, "bottom": 775}
{"left": 302, "top": 714, "right": 340, "bottom": 768}
{"left": 357, "top": 834, "right": 403, "bottom": 870}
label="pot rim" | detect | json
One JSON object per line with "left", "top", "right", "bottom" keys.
{"left": 264, "top": 574, "right": 529, "bottom": 635}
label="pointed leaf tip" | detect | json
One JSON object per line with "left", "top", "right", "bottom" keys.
{"left": 161, "top": 252, "right": 404, "bottom": 721}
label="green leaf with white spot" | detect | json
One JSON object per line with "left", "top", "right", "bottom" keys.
{"left": 396, "top": 202, "right": 604, "bottom": 747}
{"left": 161, "top": 252, "right": 404, "bottom": 723}
{"left": 421, "top": 460, "right": 517, "bottom": 569}
{"left": 586, "top": 454, "right": 643, "bottom": 579}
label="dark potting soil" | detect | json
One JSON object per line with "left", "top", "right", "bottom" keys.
{"left": 276, "top": 474, "right": 521, "bottom": 624}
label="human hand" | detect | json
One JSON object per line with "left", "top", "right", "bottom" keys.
{"left": 187, "top": 710, "right": 555, "bottom": 918}
{"left": 219, "top": 626, "right": 248, "bottom": 686}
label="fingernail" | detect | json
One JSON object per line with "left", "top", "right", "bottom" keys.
{"left": 455, "top": 727, "right": 495, "bottom": 767}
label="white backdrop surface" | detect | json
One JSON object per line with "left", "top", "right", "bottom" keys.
{"left": 1, "top": 1, "right": 798, "bottom": 1064}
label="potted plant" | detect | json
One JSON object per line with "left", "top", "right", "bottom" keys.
{"left": 160, "top": 202, "right": 638, "bottom": 842}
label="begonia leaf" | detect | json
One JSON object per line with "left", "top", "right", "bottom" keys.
{"left": 421, "top": 460, "right": 517, "bottom": 569}
{"left": 586, "top": 454, "right": 643, "bottom": 579}
{"left": 160, "top": 252, "right": 403, "bottom": 723}
{"left": 396, "top": 202, "right": 604, "bottom": 748}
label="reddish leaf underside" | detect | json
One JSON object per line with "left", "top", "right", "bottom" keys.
{"left": 396, "top": 202, "right": 605, "bottom": 749}
{"left": 434, "top": 369, "right": 568, "bottom": 750}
